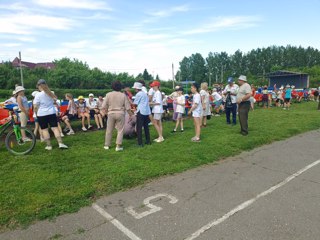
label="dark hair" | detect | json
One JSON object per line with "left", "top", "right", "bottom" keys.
{"left": 138, "top": 79, "right": 145, "bottom": 86}
{"left": 112, "top": 81, "right": 122, "bottom": 91}
{"left": 191, "top": 83, "right": 199, "bottom": 92}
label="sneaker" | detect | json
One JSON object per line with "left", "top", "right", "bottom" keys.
{"left": 88, "top": 125, "right": 92, "bottom": 129}
{"left": 82, "top": 127, "right": 87, "bottom": 131}
{"left": 60, "top": 133, "right": 64, "bottom": 137}
{"left": 45, "top": 146, "right": 52, "bottom": 151}
{"left": 155, "top": 137, "right": 164, "bottom": 143}
{"left": 40, "top": 137, "right": 45, "bottom": 143}
{"left": 22, "top": 137, "right": 32, "bottom": 142}
{"left": 104, "top": 146, "right": 110, "bottom": 150}
{"left": 171, "top": 129, "right": 177, "bottom": 133}
{"left": 215, "top": 114, "right": 220, "bottom": 117}
{"left": 59, "top": 143, "right": 68, "bottom": 149}
{"left": 67, "top": 130, "right": 75, "bottom": 135}
{"left": 115, "top": 147, "right": 123, "bottom": 151}
{"left": 181, "top": 129, "right": 184, "bottom": 132}
{"left": 153, "top": 137, "right": 159, "bottom": 142}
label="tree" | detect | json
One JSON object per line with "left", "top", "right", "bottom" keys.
{"left": 142, "top": 69, "right": 152, "bottom": 81}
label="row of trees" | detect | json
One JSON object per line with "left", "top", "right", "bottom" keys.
{"left": 177, "top": 45, "right": 320, "bottom": 87}
{"left": 0, "top": 58, "right": 164, "bottom": 90}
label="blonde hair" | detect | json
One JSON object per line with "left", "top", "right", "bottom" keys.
{"left": 201, "top": 82, "right": 208, "bottom": 90}
{"left": 39, "top": 83, "right": 57, "bottom": 100}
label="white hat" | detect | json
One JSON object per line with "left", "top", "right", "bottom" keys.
{"left": 238, "top": 75, "right": 247, "bottom": 81}
{"left": 12, "top": 90, "right": 16, "bottom": 95}
{"left": 175, "top": 85, "right": 180, "bottom": 90}
{"left": 132, "top": 82, "right": 142, "bottom": 90}
{"left": 31, "top": 91, "right": 39, "bottom": 97}
{"left": 15, "top": 86, "right": 25, "bottom": 94}
{"left": 89, "top": 93, "right": 94, "bottom": 97}
{"left": 212, "top": 88, "right": 217, "bottom": 92}
{"left": 286, "top": 84, "right": 290, "bottom": 88}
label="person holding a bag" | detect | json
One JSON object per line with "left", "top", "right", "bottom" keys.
{"left": 222, "top": 77, "right": 239, "bottom": 125}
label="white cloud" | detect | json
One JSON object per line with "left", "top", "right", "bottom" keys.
{"left": 182, "top": 16, "right": 262, "bottom": 35}
{"left": 0, "top": 13, "right": 75, "bottom": 35}
{"left": 1, "top": 43, "right": 22, "bottom": 48}
{"left": 61, "top": 40, "right": 89, "bottom": 49}
{"left": 113, "top": 31, "right": 169, "bottom": 42}
{"left": 32, "top": 0, "right": 112, "bottom": 10}
{"left": 148, "top": 4, "right": 190, "bottom": 17}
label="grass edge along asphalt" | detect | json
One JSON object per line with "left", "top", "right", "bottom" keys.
{"left": 0, "top": 101, "right": 319, "bottom": 231}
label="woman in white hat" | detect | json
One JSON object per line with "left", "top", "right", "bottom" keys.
{"left": 33, "top": 79, "right": 68, "bottom": 150}
{"left": 15, "top": 86, "right": 31, "bottom": 141}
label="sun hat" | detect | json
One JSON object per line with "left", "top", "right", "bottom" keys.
{"left": 78, "top": 96, "right": 84, "bottom": 100}
{"left": 15, "top": 86, "right": 25, "bottom": 94}
{"left": 31, "top": 91, "right": 39, "bottom": 97}
{"left": 227, "top": 77, "right": 234, "bottom": 83}
{"left": 37, "top": 79, "right": 46, "bottom": 85}
{"left": 238, "top": 75, "right": 247, "bottom": 81}
{"left": 150, "top": 80, "right": 160, "bottom": 87}
{"left": 89, "top": 93, "right": 94, "bottom": 97}
{"left": 12, "top": 90, "right": 16, "bottom": 95}
{"left": 132, "top": 82, "right": 143, "bottom": 90}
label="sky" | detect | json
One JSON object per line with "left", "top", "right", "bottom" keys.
{"left": 1, "top": 0, "right": 320, "bottom": 80}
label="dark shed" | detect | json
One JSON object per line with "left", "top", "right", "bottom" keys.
{"left": 267, "top": 70, "right": 309, "bottom": 89}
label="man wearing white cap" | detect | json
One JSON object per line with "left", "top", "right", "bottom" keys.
{"left": 236, "top": 75, "right": 252, "bottom": 136}
{"left": 132, "top": 82, "right": 151, "bottom": 146}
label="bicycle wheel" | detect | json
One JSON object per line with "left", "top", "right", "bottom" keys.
{"left": 5, "top": 128, "right": 36, "bottom": 155}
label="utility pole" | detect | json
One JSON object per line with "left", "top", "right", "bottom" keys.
{"left": 208, "top": 67, "right": 212, "bottom": 87}
{"left": 172, "top": 63, "right": 175, "bottom": 89}
{"left": 19, "top": 51, "right": 24, "bottom": 87}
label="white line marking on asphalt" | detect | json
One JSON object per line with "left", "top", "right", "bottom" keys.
{"left": 92, "top": 203, "right": 142, "bottom": 240}
{"left": 185, "top": 159, "right": 320, "bottom": 240}
{"left": 126, "top": 193, "right": 178, "bottom": 219}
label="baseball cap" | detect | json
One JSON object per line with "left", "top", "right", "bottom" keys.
{"left": 37, "top": 79, "right": 47, "bottom": 85}
{"left": 150, "top": 81, "right": 160, "bottom": 87}
{"left": 227, "top": 77, "right": 234, "bottom": 83}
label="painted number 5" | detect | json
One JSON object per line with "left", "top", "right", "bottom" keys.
{"left": 126, "top": 193, "right": 178, "bottom": 219}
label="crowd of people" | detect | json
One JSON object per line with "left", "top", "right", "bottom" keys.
{"left": 3, "top": 75, "right": 319, "bottom": 151}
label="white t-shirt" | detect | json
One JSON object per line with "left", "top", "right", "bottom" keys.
{"left": 212, "top": 92, "right": 222, "bottom": 101}
{"left": 223, "top": 84, "right": 239, "bottom": 103}
{"left": 176, "top": 95, "right": 185, "bottom": 114}
{"left": 148, "top": 88, "right": 154, "bottom": 97}
{"left": 87, "top": 99, "right": 97, "bottom": 109}
{"left": 192, "top": 93, "right": 202, "bottom": 117}
{"left": 200, "top": 90, "right": 209, "bottom": 104}
{"left": 152, "top": 90, "right": 163, "bottom": 114}
{"left": 33, "top": 91, "right": 56, "bottom": 117}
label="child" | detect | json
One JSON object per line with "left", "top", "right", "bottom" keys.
{"left": 62, "top": 93, "right": 76, "bottom": 135}
{"left": 88, "top": 93, "right": 104, "bottom": 130}
{"left": 211, "top": 88, "right": 223, "bottom": 116}
{"left": 149, "top": 81, "right": 164, "bottom": 143}
{"left": 172, "top": 88, "right": 185, "bottom": 132}
{"left": 76, "top": 96, "right": 91, "bottom": 131}
{"left": 15, "top": 86, "right": 31, "bottom": 141}
{"left": 189, "top": 83, "right": 202, "bottom": 142}
{"left": 53, "top": 100, "right": 64, "bottom": 137}
{"left": 200, "top": 82, "right": 211, "bottom": 127}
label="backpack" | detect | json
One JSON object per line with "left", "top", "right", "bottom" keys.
{"left": 225, "top": 94, "right": 233, "bottom": 108}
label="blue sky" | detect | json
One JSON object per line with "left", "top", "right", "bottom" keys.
{"left": 0, "top": 0, "right": 319, "bottom": 80}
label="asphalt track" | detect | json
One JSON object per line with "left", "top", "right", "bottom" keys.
{"left": 1, "top": 129, "right": 320, "bottom": 240}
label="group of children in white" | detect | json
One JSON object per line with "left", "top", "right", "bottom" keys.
{"left": 5, "top": 75, "right": 251, "bottom": 151}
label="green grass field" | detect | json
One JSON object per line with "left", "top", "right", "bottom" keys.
{"left": 0, "top": 101, "right": 319, "bottom": 231}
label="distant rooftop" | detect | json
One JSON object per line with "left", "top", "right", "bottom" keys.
{"left": 11, "top": 57, "right": 55, "bottom": 69}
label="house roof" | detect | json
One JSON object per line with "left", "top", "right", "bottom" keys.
{"left": 11, "top": 57, "right": 54, "bottom": 69}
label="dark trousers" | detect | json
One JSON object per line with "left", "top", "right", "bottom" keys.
{"left": 226, "top": 103, "right": 237, "bottom": 124}
{"left": 136, "top": 112, "right": 150, "bottom": 145}
{"left": 238, "top": 101, "right": 250, "bottom": 135}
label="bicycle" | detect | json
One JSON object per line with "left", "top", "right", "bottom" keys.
{"left": 0, "top": 107, "right": 36, "bottom": 155}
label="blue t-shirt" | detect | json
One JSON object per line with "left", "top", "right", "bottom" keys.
{"left": 134, "top": 91, "right": 151, "bottom": 116}
{"left": 285, "top": 88, "right": 292, "bottom": 99}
